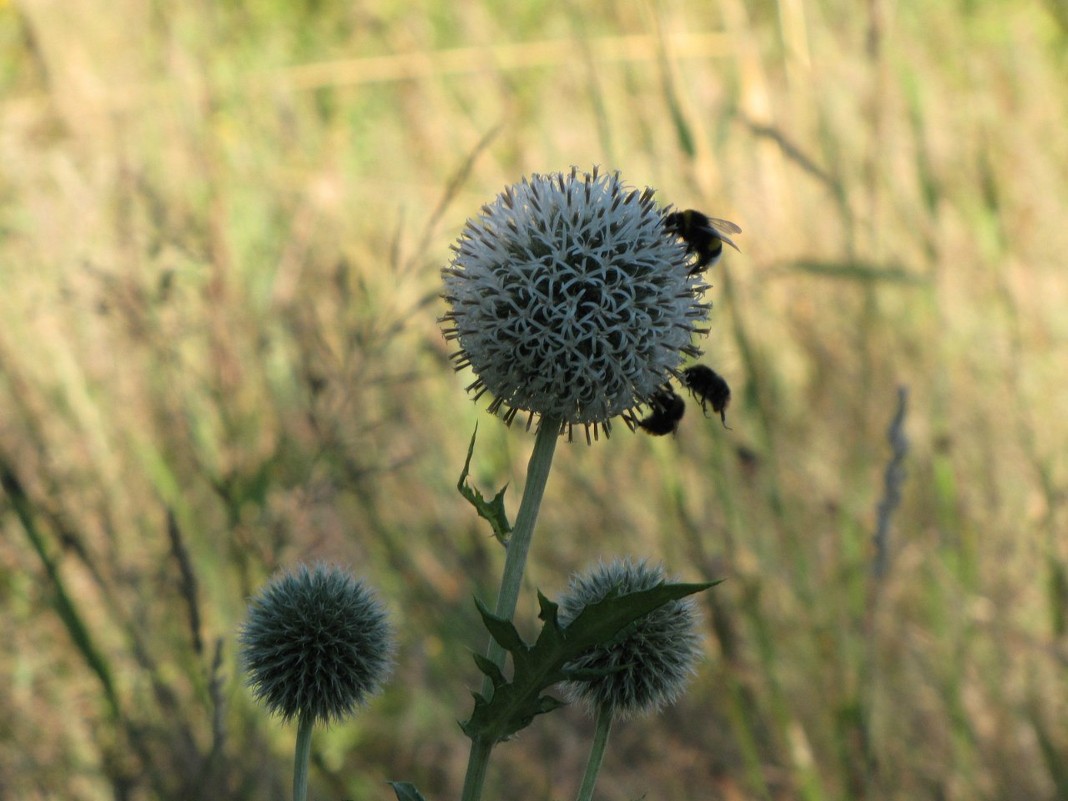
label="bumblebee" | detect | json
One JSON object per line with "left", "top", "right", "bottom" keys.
{"left": 663, "top": 209, "right": 742, "bottom": 274}
{"left": 681, "top": 365, "right": 731, "bottom": 427}
{"left": 637, "top": 387, "right": 686, "bottom": 436}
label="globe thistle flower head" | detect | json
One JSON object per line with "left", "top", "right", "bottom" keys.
{"left": 558, "top": 558, "right": 702, "bottom": 719}
{"left": 239, "top": 562, "right": 394, "bottom": 726}
{"left": 441, "top": 167, "right": 710, "bottom": 441}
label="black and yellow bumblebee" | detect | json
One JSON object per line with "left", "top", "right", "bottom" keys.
{"left": 637, "top": 387, "right": 686, "bottom": 436}
{"left": 681, "top": 365, "right": 731, "bottom": 427}
{"left": 663, "top": 209, "right": 742, "bottom": 274}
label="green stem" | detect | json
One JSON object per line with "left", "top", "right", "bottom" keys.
{"left": 459, "top": 416, "right": 562, "bottom": 801}
{"left": 293, "top": 713, "right": 314, "bottom": 801}
{"left": 576, "top": 704, "right": 614, "bottom": 801}
{"left": 461, "top": 736, "right": 494, "bottom": 801}
{"left": 492, "top": 418, "right": 561, "bottom": 623}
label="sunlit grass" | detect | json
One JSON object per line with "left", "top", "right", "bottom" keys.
{"left": 1, "top": 0, "right": 1066, "bottom": 799}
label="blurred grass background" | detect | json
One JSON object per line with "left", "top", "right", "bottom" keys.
{"left": 1, "top": 0, "right": 1067, "bottom": 799}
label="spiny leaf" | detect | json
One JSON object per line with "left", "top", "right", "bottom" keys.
{"left": 560, "top": 664, "right": 624, "bottom": 682}
{"left": 389, "top": 781, "right": 429, "bottom": 801}
{"left": 462, "top": 581, "right": 718, "bottom": 744}
{"left": 536, "top": 695, "right": 567, "bottom": 716}
{"left": 457, "top": 426, "right": 512, "bottom": 545}
{"left": 474, "top": 597, "right": 526, "bottom": 652}
{"left": 472, "top": 652, "right": 507, "bottom": 689}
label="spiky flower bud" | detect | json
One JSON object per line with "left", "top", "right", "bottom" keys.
{"left": 441, "top": 167, "right": 709, "bottom": 439}
{"left": 558, "top": 559, "right": 702, "bottom": 719}
{"left": 239, "top": 563, "right": 394, "bottom": 725}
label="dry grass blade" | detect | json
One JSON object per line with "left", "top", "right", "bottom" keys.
{"left": 872, "top": 386, "right": 909, "bottom": 581}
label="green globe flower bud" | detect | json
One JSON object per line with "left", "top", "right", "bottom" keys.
{"left": 558, "top": 558, "right": 702, "bottom": 719}
{"left": 239, "top": 563, "right": 394, "bottom": 725}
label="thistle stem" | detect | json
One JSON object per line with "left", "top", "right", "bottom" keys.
{"left": 460, "top": 736, "right": 494, "bottom": 801}
{"left": 293, "top": 713, "right": 314, "bottom": 801}
{"left": 492, "top": 416, "right": 561, "bottom": 627}
{"left": 460, "top": 416, "right": 562, "bottom": 801}
{"left": 575, "top": 704, "right": 614, "bottom": 801}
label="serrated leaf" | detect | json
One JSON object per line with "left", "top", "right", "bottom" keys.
{"left": 474, "top": 597, "right": 526, "bottom": 652}
{"left": 463, "top": 580, "right": 719, "bottom": 744}
{"left": 536, "top": 695, "right": 567, "bottom": 715}
{"left": 389, "top": 781, "right": 429, "bottom": 801}
{"left": 457, "top": 426, "right": 512, "bottom": 545}
{"left": 472, "top": 652, "right": 507, "bottom": 688}
{"left": 537, "top": 590, "right": 560, "bottom": 625}
{"left": 559, "top": 664, "right": 624, "bottom": 682}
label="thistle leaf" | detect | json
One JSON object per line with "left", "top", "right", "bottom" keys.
{"left": 462, "top": 581, "right": 717, "bottom": 743}
{"left": 474, "top": 597, "right": 526, "bottom": 652}
{"left": 390, "top": 782, "right": 429, "bottom": 801}
{"left": 457, "top": 426, "right": 512, "bottom": 545}
{"left": 472, "top": 652, "right": 507, "bottom": 688}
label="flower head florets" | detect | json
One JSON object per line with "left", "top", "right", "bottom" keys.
{"left": 239, "top": 563, "right": 394, "bottom": 726}
{"left": 441, "top": 167, "right": 710, "bottom": 440}
{"left": 558, "top": 558, "right": 702, "bottom": 719}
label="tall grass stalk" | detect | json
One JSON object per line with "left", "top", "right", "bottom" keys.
{"left": 0, "top": 465, "right": 121, "bottom": 719}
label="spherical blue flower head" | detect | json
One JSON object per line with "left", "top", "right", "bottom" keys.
{"left": 558, "top": 559, "right": 702, "bottom": 719}
{"left": 239, "top": 563, "right": 394, "bottom": 726}
{"left": 441, "top": 167, "right": 709, "bottom": 438}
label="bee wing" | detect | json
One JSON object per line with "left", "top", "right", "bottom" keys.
{"left": 706, "top": 218, "right": 742, "bottom": 251}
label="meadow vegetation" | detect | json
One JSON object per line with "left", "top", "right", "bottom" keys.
{"left": 1, "top": 0, "right": 1066, "bottom": 799}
